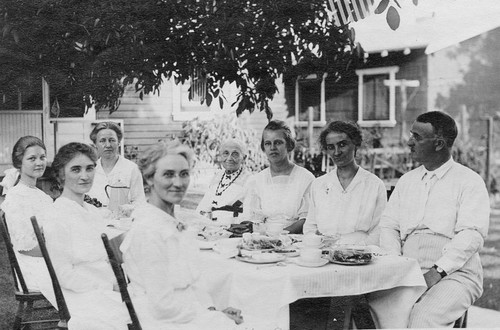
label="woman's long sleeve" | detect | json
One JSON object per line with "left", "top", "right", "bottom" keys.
{"left": 125, "top": 227, "right": 198, "bottom": 323}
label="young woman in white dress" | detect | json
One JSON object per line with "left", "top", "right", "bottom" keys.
{"left": 87, "top": 121, "right": 145, "bottom": 209}
{"left": 42, "top": 142, "right": 129, "bottom": 330}
{"left": 303, "top": 121, "right": 387, "bottom": 245}
{"left": 196, "top": 138, "right": 252, "bottom": 226}
{"left": 120, "top": 140, "right": 244, "bottom": 329}
{"left": 243, "top": 120, "right": 314, "bottom": 234}
{"left": 1, "top": 136, "right": 54, "bottom": 302}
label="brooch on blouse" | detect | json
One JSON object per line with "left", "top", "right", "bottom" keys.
{"left": 176, "top": 222, "right": 186, "bottom": 232}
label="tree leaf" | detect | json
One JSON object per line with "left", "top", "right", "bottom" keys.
{"left": 374, "top": 0, "right": 390, "bottom": 14}
{"left": 206, "top": 92, "right": 213, "bottom": 106}
{"left": 386, "top": 6, "right": 400, "bottom": 30}
{"left": 219, "top": 96, "right": 224, "bottom": 109}
{"left": 412, "top": 0, "right": 418, "bottom": 5}
{"left": 394, "top": 0, "right": 401, "bottom": 9}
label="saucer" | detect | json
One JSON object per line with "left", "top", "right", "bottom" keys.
{"left": 294, "top": 257, "right": 329, "bottom": 268}
{"left": 236, "top": 254, "right": 286, "bottom": 264}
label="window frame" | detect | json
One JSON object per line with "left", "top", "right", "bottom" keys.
{"left": 355, "top": 66, "right": 399, "bottom": 127}
{"left": 171, "top": 79, "right": 212, "bottom": 121}
{"left": 294, "top": 73, "right": 327, "bottom": 127}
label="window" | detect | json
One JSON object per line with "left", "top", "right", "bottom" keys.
{"left": 295, "top": 73, "right": 327, "bottom": 127}
{"left": 172, "top": 79, "right": 212, "bottom": 121}
{"left": 356, "top": 66, "right": 399, "bottom": 127}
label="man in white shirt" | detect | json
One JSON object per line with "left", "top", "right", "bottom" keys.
{"left": 380, "top": 111, "right": 490, "bottom": 327}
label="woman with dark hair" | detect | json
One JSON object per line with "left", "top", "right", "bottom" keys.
{"left": 42, "top": 142, "right": 129, "bottom": 329}
{"left": 121, "top": 140, "right": 244, "bottom": 329}
{"left": 243, "top": 120, "right": 314, "bottom": 233}
{"left": 87, "top": 121, "right": 145, "bottom": 209}
{"left": 303, "top": 121, "right": 386, "bottom": 245}
{"left": 1, "top": 136, "right": 54, "bottom": 297}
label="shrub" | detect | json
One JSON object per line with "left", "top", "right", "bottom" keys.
{"left": 180, "top": 116, "right": 267, "bottom": 172}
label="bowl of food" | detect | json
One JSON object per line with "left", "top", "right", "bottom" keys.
{"left": 327, "top": 245, "right": 372, "bottom": 265}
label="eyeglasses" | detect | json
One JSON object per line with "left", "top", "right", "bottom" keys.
{"left": 221, "top": 151, "right": 242, "bottom": 160}
{"left": 408, "top": 131, "right": 439, "bottom": 142}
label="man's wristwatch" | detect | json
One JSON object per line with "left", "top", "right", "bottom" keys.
{"left": 433, "top": 265, "right": 447, "bottom": 278}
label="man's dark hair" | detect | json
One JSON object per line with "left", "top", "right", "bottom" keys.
{"left": 416, "top": 111, "right": 458, "bottom": 148}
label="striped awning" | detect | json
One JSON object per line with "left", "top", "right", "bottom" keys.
{"left": 327, "top": 0, "right": 375, "bottom": 26}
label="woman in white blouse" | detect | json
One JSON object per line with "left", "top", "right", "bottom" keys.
{"left": 196, "top": 138, "right": 252, "bottom": 226}
{"left": 121, "top": 140, "right": 244, "bottom": 329}
{"left": 303, "top": 121, "right": 387, "bottom": 245}
{"left": 43, "top": 142, "right": 129, "bottom": 329}
{"left": 87, "top": 121, "right": 145, "bottom": 209}
{"left": 1, "top": 136, "right": 54, "bottom": 301}
{"left": 243, "top": 120, "right": 314, "bottom": 234}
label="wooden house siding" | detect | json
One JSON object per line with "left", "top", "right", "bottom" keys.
{"left": 97, "top": 77, "right": 290, "bottom": 152}
{"left": 97, "top": 80, "right": 183, "bottom": 151}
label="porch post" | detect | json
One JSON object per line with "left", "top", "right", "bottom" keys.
{"left": 41, "top": 78, "right": 55, "bottom": 160}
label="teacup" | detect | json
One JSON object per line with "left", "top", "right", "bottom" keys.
{"left": 266, "top": 223, "right": 284, "bottom": 236}
{"left": 300, "top": 248, "right": 323, "bottom": 263}
{"left": 303, "top": 234, "right": 322, "bottom": 248}
{"left": 253, "top": 222, "right": 267, "bottom": 235}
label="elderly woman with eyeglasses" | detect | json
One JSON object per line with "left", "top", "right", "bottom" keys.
{"left": 87, "top": 121, "right": 146, "bottom": 209}
{"left": 121, "top": 140, "right": 244, "bottom": 329}
{"left": 303, "top": 121, "right": 387, "bottom": 245}
{"left": 196, "top": 138, "right": 252, "bottom": 226}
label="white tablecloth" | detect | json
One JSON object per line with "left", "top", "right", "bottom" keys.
{"left": 198, "top": 252, "right": 427, "bottom": 329}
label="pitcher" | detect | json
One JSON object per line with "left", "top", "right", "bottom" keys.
{"left": 105, "top": 185, "right": 130, "bottom": 212}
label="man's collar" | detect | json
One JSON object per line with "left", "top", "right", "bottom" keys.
{"left": 421, "top": 158, "right": 454, "bottom": 180}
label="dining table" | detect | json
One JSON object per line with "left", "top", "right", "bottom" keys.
{"left": 197, "top": 241, "right": 427, "bottom": 330}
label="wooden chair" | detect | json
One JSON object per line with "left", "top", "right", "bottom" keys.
{"left": 30, "top": 216, "right": 71, "bottom": 329}
{"left": 0, "top": 210, "right": 60, "bottom": 330}
{"left": 101, "top": 233, "right": 142, "bottom": 330}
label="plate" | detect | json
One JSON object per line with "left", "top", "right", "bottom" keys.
{"left": 329, "top": 259, "right": 372, "bottom": 266}
{"left": 235, "top": 254, "right": 286, "bottom": 264}
{"left": 294, "top": 257, "right": 329, "bottom": 268}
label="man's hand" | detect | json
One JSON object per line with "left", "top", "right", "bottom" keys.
{"left": 423, "top": 267, "right": 442, "bottom": 289}
{"left": 222, "top": 307, "right": 244, "bottom": 324}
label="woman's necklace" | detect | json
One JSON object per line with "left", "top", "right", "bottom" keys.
{"left": 215, "top": 167, "right": 243, "bottom": 196}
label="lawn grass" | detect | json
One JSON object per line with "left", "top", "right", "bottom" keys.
{"left": 0, "top": 244, "right": 16, "bottom": 329}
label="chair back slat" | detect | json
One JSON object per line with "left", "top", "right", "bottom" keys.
{"left": 30, "top": 216, "right": 71, "bottom": 323}
{"left": 101, "top": 233, "right": 142, "bottom": 330}
{"left": 0, "top": 210, "right": 30, "bottom": 294}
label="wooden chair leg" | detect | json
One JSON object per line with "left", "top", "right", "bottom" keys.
{"left": 343, "top": 301, "right": 354, "bottom": 330}
{"left": 25, "top": 301, "right": 34, "bottom": 320}
{"left": 13, "top": 302, "right": 25, "bottom": 330}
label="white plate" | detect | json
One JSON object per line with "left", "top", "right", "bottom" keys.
{"left": 294, "top": 257, "right": 329, "bottom": 268}
{"left": 235, "top": 254, "right": 286, "bottom": 264}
